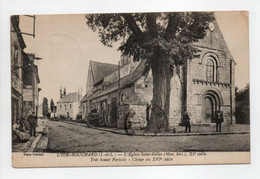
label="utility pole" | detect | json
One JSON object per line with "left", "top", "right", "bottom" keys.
{"left": 117, "top": 61, "right": 121, "bottom": 126}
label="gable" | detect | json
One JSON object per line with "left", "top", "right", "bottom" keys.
{"left": 194, "top": 20, "right": 234, "bottom": 61}
{"left": 90, "top": 61, "right": 118, "bottom": 85}
{"left": 57, "top": 92, "right": 82, "bottom": 103}
{"left": 86, "top": 64, "right": 94, "bottom": 92}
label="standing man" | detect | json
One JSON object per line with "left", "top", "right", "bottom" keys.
{"left": 216, "top": 110, "right": 224, "bottom": 132}
{"left": 28, "top": 112, "right": 37, "bottom": 137}
{"left": 183, "top": 111, "right": 191, "bottom": 133}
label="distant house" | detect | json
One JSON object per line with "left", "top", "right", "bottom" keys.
{"left": 56, "top": 92, "right": 82, "bottom": 120}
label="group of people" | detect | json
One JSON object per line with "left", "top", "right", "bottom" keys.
{"left": 182, "top": 110, "right": 224, "bottom": 133}
{"left": 13, "top": 112, "right": 38, "bottom": 138}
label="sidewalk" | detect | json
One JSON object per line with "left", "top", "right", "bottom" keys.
{"left": 12, "top": 119, "right": 47, "bottom": 152}
{"left": 61, "top": 120, "right": 250, "bottom": 136}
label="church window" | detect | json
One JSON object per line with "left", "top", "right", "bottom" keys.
{"left": 206, "top": 59, "right": 215, "bottom": 82}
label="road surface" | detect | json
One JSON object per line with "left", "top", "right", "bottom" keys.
{"left": 39, "top": 119, "right": 250, "bottom": 152}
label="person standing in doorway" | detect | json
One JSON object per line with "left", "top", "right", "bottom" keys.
{"left": 216, "top": 110, "right": 224, "bottom": 132}
{"left": 183, "top": 111, "right": 191, "bottom": 133}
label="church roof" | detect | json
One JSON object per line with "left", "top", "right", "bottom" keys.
{"left": 81, "top": 94, "right": 88, "bottom": 103}
{"left": 82, "top": 59, "right": 146, "bottom": 102}
{"left": 90, "top": 61, "right": 118, "bottom": 85}
{"left": 57, "top": 92, "right": 82, "bottom": 103}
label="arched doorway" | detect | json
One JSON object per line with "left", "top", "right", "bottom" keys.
{"left": 199, "top": 89, "right": 223, "bottom": 124}
{"left": 202, "top": 96, "right": 217, "bottom": 123}
{"left": 197, "top": 88, "right": 224, "bottom": 124}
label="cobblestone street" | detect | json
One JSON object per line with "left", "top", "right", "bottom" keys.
{"left": 40, "top": 119, "right": 250, "bottom": 152}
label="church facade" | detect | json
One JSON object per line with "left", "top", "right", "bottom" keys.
{"left": 81, "top": 20, "right": 235, "bottom": 129}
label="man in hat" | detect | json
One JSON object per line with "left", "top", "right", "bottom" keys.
{"left": 216, "top": 110, "right": 224, "bottom": 132}
{"left": 28, "top": 112, "right": 37, "bottom": 137}
{"left": 183, "top": 111, "right": 191, "bottom": 133}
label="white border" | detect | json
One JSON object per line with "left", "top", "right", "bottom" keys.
{"left": 1, "top": 0, "right": 259, "bottom": 178}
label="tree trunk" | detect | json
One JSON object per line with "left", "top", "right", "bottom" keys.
{"left": 147, "top": 53, "right": 172, "bottom": 133}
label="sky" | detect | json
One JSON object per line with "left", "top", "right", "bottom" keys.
{"left": 19, "top": 11, "right": 249, "bottom": 105}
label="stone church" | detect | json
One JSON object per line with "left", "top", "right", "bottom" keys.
{"left": 81, "top": 20, "right": 235, "bottom": 129}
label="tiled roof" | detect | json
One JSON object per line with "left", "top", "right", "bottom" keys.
{"left": 57, "top": 92, "right": 82, "bottom": 103}
{"left": 81, "top": 59, "right": 146, "bottom": 102}
{"left": 90, "top": 61, "right": 118, "bottom": 84}
{"left": 81, "top": 94, "right": 88, "bottom": 103}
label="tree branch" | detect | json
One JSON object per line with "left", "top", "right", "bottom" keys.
{"left": 146, "top": 13, "right": 158, "bottom": 38}
{"left": 120, "top": 13, "right": 144, "bottom": 38}
{"left": 165, "top": 13, "right": 180, "bottom": 37}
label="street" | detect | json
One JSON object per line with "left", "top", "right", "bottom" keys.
{"left": 38, "top": 119, "right": 250, "bottom": 152}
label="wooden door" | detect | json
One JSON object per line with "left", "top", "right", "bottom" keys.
{"left": 202, "top": 97, "right": 214, "bottom": 123}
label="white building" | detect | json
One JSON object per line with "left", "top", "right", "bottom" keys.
{"left": 56, "top": 92, "right": 82, "bottom": 120}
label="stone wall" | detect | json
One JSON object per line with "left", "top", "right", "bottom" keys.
{"left": 186, "top": 48, "right": 235, "bottom": 124}
{"left": 117, "top": 104, "right": 147, "bottom": 129}
{"left": 87, "top": 70, "right": 153, "bottom": 129}
{"left": 133, "top": 71, "right": 153, "bottom": 105}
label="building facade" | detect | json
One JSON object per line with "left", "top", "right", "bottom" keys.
{"left": 22, "top": 53, "right": 41, "bottom": 119}
{"left": 11, "top": 15, "right": 42, "bottom": 124}
{"left": 81, "top": 20, "right": 235, "bottom": 129}
{"left": 57, "top": 92, "right": 82, "bottom": 120}
{"left": 11, "top": 15, "right": 26, "bottom": 124}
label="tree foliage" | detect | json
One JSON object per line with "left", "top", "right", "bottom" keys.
{"left": 86, "top": 12, "right": 215, "bottom": 68}
{"left": 50, "top": 98, "right": 55, "bottom": 112}
{"left": 43, "top": 97, "right": 49, "bottom": 117}
{"left": 235, "top": 84, "right": 250, "bottom": 124}
{"left": 86, "top": 12, "right": 215, "bottom": 132}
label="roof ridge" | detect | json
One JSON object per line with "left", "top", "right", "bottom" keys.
{"left": 90, "top": 60, "right": 117, "bottom": 66}
{"left": 57, "top": 92, "right": 82, "bottom": 103}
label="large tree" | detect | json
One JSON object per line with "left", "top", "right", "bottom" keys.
{"left": 86, "top": 12, "right": 215, "bottom": 132}
{"left": 43, "top": 97, "right": 49, "bottom": 117}
{"left": 235, "top": 84, "right": 250, "bottom": 124}
{"left": 50, "top": 98, "right": 55, "bottom": 112}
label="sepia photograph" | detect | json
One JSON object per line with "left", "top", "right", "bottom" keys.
{"left": 10, "top": 11, "right": 250, "bottom": 167}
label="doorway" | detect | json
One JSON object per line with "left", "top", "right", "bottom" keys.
{"left": 202, "top": 96, "right": 216, "bottom": 123}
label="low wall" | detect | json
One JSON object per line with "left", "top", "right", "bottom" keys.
{"left": 117, "top": 104, "right": 147, "bottom": 129}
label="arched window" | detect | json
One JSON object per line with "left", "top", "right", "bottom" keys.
{"left": 206, "top": 59, "right": 214, "bottom": 82}
{"left": 202, "top": 53, "right": 219, "bottom": 83}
